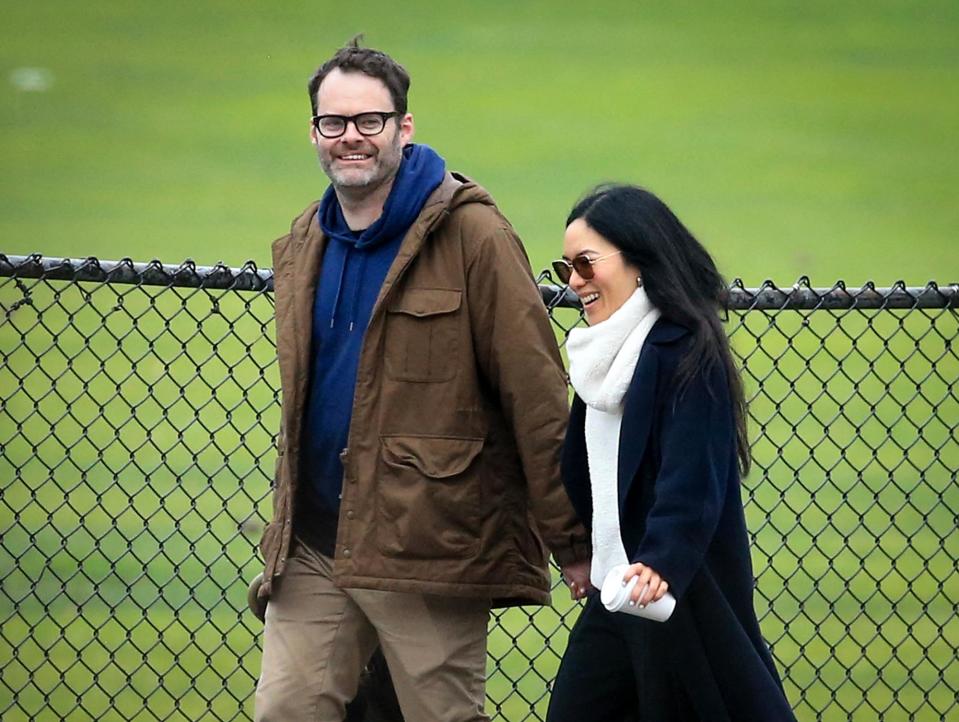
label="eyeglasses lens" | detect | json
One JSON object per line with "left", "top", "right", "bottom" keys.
{"left": 354, "top": 113, "right": 385, "bottom": 134}
{"left": 317, "top": 118, "right": 344, "bottom": 137}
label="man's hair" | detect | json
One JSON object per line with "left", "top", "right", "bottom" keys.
{"left": 308, "top": 35, "right": 411, "bottom": 116}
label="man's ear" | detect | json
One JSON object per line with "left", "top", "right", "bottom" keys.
{"left": 400, "top": 113, "right": 415, "bottom": 145}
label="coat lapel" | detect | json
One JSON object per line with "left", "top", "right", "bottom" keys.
{"left": 616, "top": 318, "right": 689, "bottom": 507}
{"left": 616, "top": 345, "right": 659, "bottom": 508}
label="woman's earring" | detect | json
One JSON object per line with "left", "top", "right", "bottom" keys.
{"left": 636, "top": 276, "right": 643, "bottom": 287}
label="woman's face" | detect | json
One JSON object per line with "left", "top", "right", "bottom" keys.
{"left": 563, "top": 218, "right": 643, "bottom": 325}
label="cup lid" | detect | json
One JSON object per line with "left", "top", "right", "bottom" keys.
{"left": 600, "top": 566, "right": 629, "bottom": 609}
{"left": 600, "top": 580, "right": 622, "bottom": 608}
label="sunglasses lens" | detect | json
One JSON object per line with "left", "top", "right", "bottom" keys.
{"left": 572, "top": 257, "right": 594, "bottom": 280}
{"left": 552, "top": 260, "right": 571, "bottom": 284}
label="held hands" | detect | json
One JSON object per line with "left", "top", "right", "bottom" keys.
{"left": 561, "top": 559, "right": 592, "bottom": 600}
{"left": 621, "top": 562, "right": 669, "bottom": 608}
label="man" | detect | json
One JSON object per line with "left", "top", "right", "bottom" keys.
{"left": 254, "top": 38, "right": 590, "bottom": 722}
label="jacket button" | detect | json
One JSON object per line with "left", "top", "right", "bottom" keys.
{"left": 343, "top": 548, "right": 351, "bottom": 558}
{"left": 346, "top": 510, "right": 354, "bottom": 519}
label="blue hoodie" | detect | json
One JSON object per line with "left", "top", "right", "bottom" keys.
{"left": 300, "top": 144, "right": 446, "bottom": 527}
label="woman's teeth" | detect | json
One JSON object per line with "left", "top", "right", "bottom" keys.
{"left": 581, "top": 292, "right": 599, "bottom": 305}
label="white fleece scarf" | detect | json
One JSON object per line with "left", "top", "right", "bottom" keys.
{"left": 566, "top": 287, "right": 661, "bottom": 588}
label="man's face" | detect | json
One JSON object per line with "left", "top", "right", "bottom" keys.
{"left": 311, "top": 68, "right": 414, "bottom": 193}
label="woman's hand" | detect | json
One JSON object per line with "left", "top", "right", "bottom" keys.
{"left": 622, "top": 562, "right": 669, "bottom": 607}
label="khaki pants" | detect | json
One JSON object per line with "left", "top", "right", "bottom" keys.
{"left": 254, "top": 540, "right": 491, "bottom": 722}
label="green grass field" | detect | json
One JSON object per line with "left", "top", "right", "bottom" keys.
{"left": 2, "top": 0, "right": 957, "bottom": 282}
{"left": 2, "top": 1, "right": 958, "bottom": 720}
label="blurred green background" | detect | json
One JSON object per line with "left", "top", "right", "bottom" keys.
{"left": 2, "top": 1, "right": 958, "bottom": 721}
{"left": 2, "top": 0, "right": 956, "bottom": 283}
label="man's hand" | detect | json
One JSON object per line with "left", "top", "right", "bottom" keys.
{"left": 560, "top": 559, "right": 592, "bottom": 600}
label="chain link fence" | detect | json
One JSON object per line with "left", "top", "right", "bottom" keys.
{"left": 1, "top": 253, "right": 957, "bottom": 721}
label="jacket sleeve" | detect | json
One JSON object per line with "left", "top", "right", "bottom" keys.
{"left": 465, "top": 225, "right": 590, "bottom": 567}
{"left": 632, "top": 360, "right": 734, "bottom": 599}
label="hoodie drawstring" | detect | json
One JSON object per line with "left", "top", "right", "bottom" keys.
{"left": 347, "top": 253, "right": 367, "bottom": 332}
{"left": 330, "top": 245, "right": 350, "bottom": 329}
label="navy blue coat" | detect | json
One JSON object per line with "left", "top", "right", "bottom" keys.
{"left": 560, "top": 319, "right": 796, "bottom": 721}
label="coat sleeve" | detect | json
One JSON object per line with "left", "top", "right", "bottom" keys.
{"left": 465, "top": 224, "right": 590, "bottom": 567}
{"left": 632, "top": 360, "right": 735, "bottom": 599}
{"left": 560, "top": 396, "right": 593, "bottom": 531}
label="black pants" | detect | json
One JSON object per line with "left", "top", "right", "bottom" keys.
{"left": 546, "top": 595, "right": 698, "bottom": 722}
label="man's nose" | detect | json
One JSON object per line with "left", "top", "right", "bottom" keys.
{"left": 340, "top": 119, "right": 364, "bottom": 143}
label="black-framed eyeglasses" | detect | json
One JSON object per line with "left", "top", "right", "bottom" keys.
{"left": 551, "top": 251, "right": 622, "bottom": 284}
{"left": 311, "top": 111, "right": 402, "bottom": 139}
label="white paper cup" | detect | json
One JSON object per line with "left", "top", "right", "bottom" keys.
{"left": 600, "top": 564, "right": 676, "bottom": 622}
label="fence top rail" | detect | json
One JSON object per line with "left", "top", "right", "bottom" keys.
{"left": 0, "top": 253, "right": 275, "bottom": 293}
{"left": 2, "top": 253, "right": 957, "bottom": 310}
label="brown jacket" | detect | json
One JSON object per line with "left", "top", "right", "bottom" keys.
{"left": 259, "top": 172, "right": 588, "bottom": 605}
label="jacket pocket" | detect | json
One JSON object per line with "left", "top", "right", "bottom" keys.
{"left": 377, "top": 435, "right": 484, "bottom": 559}
{"left": 385, "top": 288, "right": 461, "bottom": 382}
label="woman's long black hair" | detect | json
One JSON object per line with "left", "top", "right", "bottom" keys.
{"left": 567, "top": 184, "right": 751, "bottom": 475}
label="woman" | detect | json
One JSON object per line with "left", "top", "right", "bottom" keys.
{"left": 546, "top": 185, "right": 796, "bottom": 722}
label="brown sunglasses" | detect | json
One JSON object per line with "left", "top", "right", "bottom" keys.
{"left": 551, "top": 251, "right": 622, "bottom": 284}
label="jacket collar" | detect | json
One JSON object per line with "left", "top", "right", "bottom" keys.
{"left": 645, "top": 317, "right": 689, "bottom": 346}
{"left": 368, "top": 172, "right": 464, "bottom": 311}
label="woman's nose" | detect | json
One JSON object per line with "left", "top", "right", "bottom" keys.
{"left": 569, "top": 269, "right": 587, "bottom": 290}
